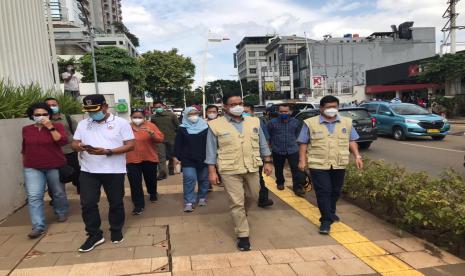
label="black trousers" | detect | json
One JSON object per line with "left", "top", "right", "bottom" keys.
{"left": 309, "top": 168, "right": 346, "bottom": 223}
{"left": 65, "top": 152, "right": 81, "bottom": 192}
{"left": 258, "top": 166, "right": 269, "bottom": 202}
{"left": 273, "top": 151, "right": 304, "bottom": 191}
{"left": 79, "top": 172, "right": 125, "bottom": 237}
{"left": 126, "top": 161, "right": 158, "bottom": 208}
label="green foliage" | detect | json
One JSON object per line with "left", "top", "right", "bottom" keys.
{"left": 344, "top": 159, "right": 465, "bottom": 251}
{"left": 432, "top": 96, "right": 456, "bottom": 116}
{"left": 79, "top": 46, "right": 145, "bottom": 95}
{"left": 0, "top": 81, "right": 82, "bottom": 119}
{"left": 57, "top": 57, "right": 79, "bottom": 77}
{"left": 244, "top": 94, "right": 259, "bottom": 105}
{"left": 112, "top": 22, "right": 140, "bottom": 47}
{"left": 140, "top": 48, "right": 195, "bottom": 105}
{"left": 205, "top": 80, "right": 259, "bottom": 104}
{"left": 420, "top": 53, "right": 465, "bottom": 83}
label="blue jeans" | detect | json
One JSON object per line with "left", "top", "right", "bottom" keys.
{"left": 182, "top": 166, "right": 209, "bottom": 205}
{"left": 24, "top": 168, "right": 69, "bottom": 231}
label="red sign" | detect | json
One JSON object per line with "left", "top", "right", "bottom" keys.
{"left": 408, "top": 64, "right": 420, "bottom": 77}
{"left": 312, "top": 76, "right": 323, "bottom": 88}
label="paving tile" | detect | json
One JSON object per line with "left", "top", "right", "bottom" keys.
{"left": 191, "top": 253, "right": 230, "bottom": 270}
{"left": 262, "top": 249, "right": 304, "bottom": 264}
{"left": 172, "top": 256, "right": 192, "bottom": 272}
{"left": 211, "top": 266, "right": 254, "bottom": 276}
{"left": 17, "top": 252, "right": 62, "bottom": 269}
{"left": 395, "top": 251, "right": 447, "bottom": 269}
{"left": 390, "top": 238, "right": 426, "bottom": 252}
{"left": 133, "top": 245, "right": 167, "bottom": 259}
{"left": 325, "top": 258, "right": 376, "bottom": 275}
{"left": 173, "top": 269, "right": 214, "bottom": 276}
{"left": 68, "top": 261, "right": 113, "bottom": 275}
{"left": 11, "top": 265, "right": 73, "bottom": 276}
{"left": 109, "top": 258, "right": 151, "bottom": 275}
{"left": 437, "top": 250, "right": 465, "bottom": 265}
{"left": 151, "top": 256, "right": 170, "bottom": 273}
{"left": 374, "top": 240, "right": 406, "bottom": 254}
{"left": 295, "top": 246, "right": 339, "bottom": 261}
{"left": 290, "top": 260, "right": 338, "bottom": 276}
{"left": 419, "top": 263, "right": 465, "bottom": 276}
{"left": 41, "top": 232, "right": 78, "bottom": 243}
{"left": 251, "top": 263, "right": 296, "bottom": 276}
{"left": 227, "top": 250, "right": 268, "bottom": 267}
{"left": 327, "top": 245, "right": 356, "bottom": 259}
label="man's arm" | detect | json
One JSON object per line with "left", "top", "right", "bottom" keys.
{"left": 297, "top": 124, "right": 310, "bottom": 171}
{"left": 205, "top": 128, "right": 220, "bottom": 185}
{"left": 349, "top": 126, "right": 363, "bottom": 169}
{"left": 258, "top": 126, "right": 273, "bottom": 175}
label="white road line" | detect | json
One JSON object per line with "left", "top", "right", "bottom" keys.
{"left": 399, "top": 142, "right": 465, "bottom": 153}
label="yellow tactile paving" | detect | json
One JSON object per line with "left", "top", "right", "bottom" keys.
{"left": 262, "top": 175, "right": 424, "bottom": 275}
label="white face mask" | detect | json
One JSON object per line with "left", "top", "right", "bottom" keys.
{"left": 33, "top": 116, "right": 46, "bottom": 124}
{"left": 132, "top": 118, "right": 144, "bottom": 125}
{"left": 207, "top": 113, "right": 218, "bottom": 120}
{"left": 323, "top": 108, "right": 339, "bottom": 118}
{"left": 188, "top": 115, "right": 199, "bottom": 123}
{"left": 229, "top": 105, "right": 244, "bottom": 116}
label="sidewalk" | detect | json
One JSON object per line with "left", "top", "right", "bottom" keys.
{"left": 0, "top": 171, "right": 463, "bottom": 275}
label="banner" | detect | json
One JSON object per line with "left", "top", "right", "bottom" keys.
{"left": 312, "top": 76, "right": 323, "bottom": 88}
{"left": 264, "top": 82, "right": 275, "bottom": 92}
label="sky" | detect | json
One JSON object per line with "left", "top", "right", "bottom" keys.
{"left": 121, "top": 0, "right": 465, "bottom": 88}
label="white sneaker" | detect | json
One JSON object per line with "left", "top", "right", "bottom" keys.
{"left": 184, "top": 204, "right": 194, "bottom": 212}
{"left": 198, "top": 198, "right": 207, "bottom": 206}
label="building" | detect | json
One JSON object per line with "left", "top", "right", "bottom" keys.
{"left": 0, "top": 0, "right": 55, "bottom": 89}
{"left": 296, "top": 22, "right": 436, "bottom": 100}
{"left": 235, "top": 36, "right": 274, "bottom": 82}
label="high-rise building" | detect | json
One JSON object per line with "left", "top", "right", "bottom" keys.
{"left": 235, "top": 36, "right": 274, "bottom": 82}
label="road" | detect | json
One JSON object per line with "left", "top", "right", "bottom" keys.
{"left": 362, "top": 124, "right": 465, "bottom": 176}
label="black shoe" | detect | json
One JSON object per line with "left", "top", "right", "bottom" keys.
{"left": 319, "top": 222, "right": 331, "bottom": 235}
{"left": 331, "top": 214, "right": 340, "bottom": 222}
{"left": 157, "top": 175, "right": 167, "bottom": 181}
{"left": 294, "top": 189, "right": 306, "bottom": 197}
{"left": 258, "top": 199, "right": 274, "bottom": 208}
{"left": 168, "top": 169, "right": 175, "bottom": 176}
{"left": 150, "top": 194, "right": 158, "bottom": 202}
{"left": 78, "top": 235, "right": 105, "bottom": 253}
{"left": 237, "top": 237, "right": 251, "bottom": 251}
{"left": 111, "top": 232, "right": 124, "bottom": 244}
{"left": 132, "top": 207, "right": 144, "bottom": 215}
{"left": 277, "top": 185, "right": 284, "bottom": 190}
{"left": 28, "top": 229, "right": 45, "bottom": 239}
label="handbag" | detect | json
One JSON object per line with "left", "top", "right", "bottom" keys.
{"left": 58, "top": 165, "right": 75, "bottom": 183}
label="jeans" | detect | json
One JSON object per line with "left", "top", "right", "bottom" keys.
{"left": 273, "top": 151, "right": 305, "bottom": 191}
{"left": 309, "top": 168, "right": 346, "bottom": 223}
{"left": 258, "top": 166, "right": 269, "bottom": 202}
{"left": 182, "top": 166, "right": 209, "bottom": 204}
{"left": 127, "top": 161, "right": 158, "bottom": 208}
{"left": 24, "top": 168, "right": 69, "bottom": 231}
{"left": 79, "top": 172, "right": 125, "bottom": 237}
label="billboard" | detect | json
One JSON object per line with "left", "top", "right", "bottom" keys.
{"left": 264, "top": 82, "right": 275, "bottom": 92}
{"left": 312, "top": 76, "right": 323, "bottom": 89}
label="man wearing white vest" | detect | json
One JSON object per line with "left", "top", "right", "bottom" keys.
{"left": 206, "top": 94, "right": 273, "bottom": 251}
{"left": 298, "top": 95, "right": 363, "bottom": 235}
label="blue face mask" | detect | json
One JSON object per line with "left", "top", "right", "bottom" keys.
{"left": 89, "top": 111, "right": 105, "bottom": 121}
{"left": 50, "top": 106, "right": 60, "bottom": 114}
{"left": 242, "top": 113, "right": 252, "bottom": 117}
{"left": 279, "top": 113, "right": 290, "bottom": 120}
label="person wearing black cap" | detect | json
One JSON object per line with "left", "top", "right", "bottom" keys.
{"left": 71, "top": 94, "right": 135, "bottom": 253}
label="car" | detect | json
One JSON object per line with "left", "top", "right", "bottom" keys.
{"left": 295, "top": 107, "right": 378, "bottom": 149}
{"left": 172, "top": 108, "right": 184, "bottom": 117}
{"left": 360, "top": 102, "right": 450, "bottom": 141}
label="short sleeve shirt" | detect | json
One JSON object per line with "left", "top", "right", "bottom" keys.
{"left": 73, "top": 114, "right": 134, "bottom": 173}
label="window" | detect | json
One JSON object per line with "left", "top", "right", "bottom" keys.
{"left": 363, "top": 104, "right": 379, "bottom": 114}
{"left": 378, "top": 105, "right": 390, "bottom": 115}
{"left": 249, "top": 59, "right": 257, "bottom": 66}
{"left": 248, "top": 51, "right": 256, "bottom": 57}
{"left": 259, "top": 51, "right": 266, "bottom": 56}
{"left": 249, "top": 68, "right": 257, "bottom": 74}
{"left": 119, "top": 41, "right": 124, "bottom": 45}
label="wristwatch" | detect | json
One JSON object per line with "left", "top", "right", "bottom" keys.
{"left": 264, "top": 160, "right": 273, "bottom": 164}
{"left": 106, "top": 149, "right": 114, "bottom": 156}
{"left": 48, "top": 127, "right": 56, "bottom": 132}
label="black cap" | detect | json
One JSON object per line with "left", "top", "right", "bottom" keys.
{"left": 82, "top": 94, "right": 106, "bottom": 112}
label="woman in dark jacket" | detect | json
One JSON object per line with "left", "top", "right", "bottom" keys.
{"left": 174, "top": 107, "right": 209, "bottom": 212}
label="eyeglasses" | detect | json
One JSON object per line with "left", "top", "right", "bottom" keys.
{"left": 132, "top": 108, "right": 145, "bottom": 113}
{"left": 33, "top": 113, "right": 49, "bottom": 116}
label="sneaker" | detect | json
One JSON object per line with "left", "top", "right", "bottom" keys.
{"left": 237, "top": 237, "right": 251, "bottom": 251}
{"left": 157, "top": 174, "right": 167, "bottom": 181}
{"left": 198, "top": 198, "right": 207, "bottom": 207}
{"left": 294, "top": 189, "right": 306, "bottom": 197}
{"left": 319, "top": 221, "right": 331, "bottom": 235}
{"left": 111, "top": 232, "right": 124, "bottom": 244}
{"left": 168, "top": 169, "right": 175, "bottom": 176}
{"left": 150, "top": 194, "right": 158, "bottom": 203}
{"left": 258, "top": 199, "right": 274, "bottom": 208}
{"left": 277, "top": 185, "right": 284, "bottom": 190}
{"left": 28, "top": 229, "right": 45, "bottom": 239}
{"left": 331, "top": 214, "right": 340, "bottom": 222}
{"left": 57, "top": 216, "right": 68, "bottom": 223}
{"left": 78, "top": 235, "right": 105, "bottom": 253}
{"left": 183, "top": 204, "right": 194, "bottom": 212}
{"left": 132, "top": 207, "right": 144, "bottom": 215}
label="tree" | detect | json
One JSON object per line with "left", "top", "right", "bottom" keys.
{"left": 79, "top": 46, "right": 145, "bottom": 95}
{"left": 204, "top": 79, "right": 259, "bottom": 104}
{"left": 112, "top": 22, "right": 140, "bottom": 47}
{"left": 140, "top": 48, "right": 195, "bottom": 105}
{"left": 420, "top": 53, "right": 465, "bottom": 84}
{"left": 57, "top": 57, "right": 79, "bottom": 77}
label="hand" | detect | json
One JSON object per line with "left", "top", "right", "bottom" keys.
{"left": 42, "top": 118, "right": 53, "bottom": 129}
{"left": 355, "top": 157, "right": 364, "bottom": 170}
{"left": 208, "top": 171, "right": 220, "bottom": 186}
{"left": 87, "top": 147, "right": 109, "bottom": 155}
{"left": 141, "top": 127, "right": 154, "bottom": 135}
{"left": 263, "top": 163, "right": 273, "bottom": 176}
{"left": 298, "top": 160, "right": 307, "bottom": 172}
{"left": 75, "top": 143, "right": 87, "bottom": 152}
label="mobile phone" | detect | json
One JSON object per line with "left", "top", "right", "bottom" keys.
{"left": 82, "top": 145, "right": 96, "bottom": 150}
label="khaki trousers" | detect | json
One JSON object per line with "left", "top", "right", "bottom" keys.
{"left": 221, "top": 172, "right": 260, "bottom": 237}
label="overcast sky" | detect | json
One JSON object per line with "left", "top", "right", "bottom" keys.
{"left": 122, "top": 0, "right": 465, "bottom": 87}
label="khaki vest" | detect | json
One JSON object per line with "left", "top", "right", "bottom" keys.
{"left": 304, "top": 116, "right": 352, "bottom": 170}
{"left": 208, "top": 116, "right": 263, "bottom": 175}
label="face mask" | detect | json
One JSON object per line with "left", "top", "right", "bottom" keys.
{"left": 155, "top": 108, "right": 164, "bottom": 113}
{"left": 33, "top": 116, "right": 46, "bottom": 124}
{"left": 89, "top": 111, "right": 105, "bottom": 121}
{"left": 188, "top": 115, "right": 199, "bottom": 123}
{"left": 279, "top": 114, "right": 290, "bottom": 120}
{"left": 50, "top": 106, "right": 60, "bottom": 114}
{"left": 207, "top": 113, "right": 218, "bottom": 120}
{"left": 323, "top": 108, "right": 338, "bottom": 118}
{"left": 132, "top": 118, "right": 144, "bottom": 125}
{"left": 242, "top": 113, "right": 252, "bottom": 118}
{"left": 229, "top": 105, "right": 244, "bottom": 116}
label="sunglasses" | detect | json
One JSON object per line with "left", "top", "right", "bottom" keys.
{"left": 33, "top": 113, "right": 49, "bottom": 116}
{"left": 132, "top": 108, "right": 145, "bottom": 113}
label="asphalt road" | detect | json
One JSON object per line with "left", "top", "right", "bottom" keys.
{"left": 362, "top": 124, "right": 465, "bottom": 176}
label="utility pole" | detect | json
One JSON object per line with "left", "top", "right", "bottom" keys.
{"left": 304, "top": 32, "right": 314, "bottom": 99}
{"left": 441, "top": 0, "right": 464, "bottom": 55}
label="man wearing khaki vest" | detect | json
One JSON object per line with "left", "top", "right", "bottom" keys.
{"left": 206, "top": 94, "right": 273, "bottom": 251}
{"left": 298, "top": 95, "right": 363, "bottom": 234}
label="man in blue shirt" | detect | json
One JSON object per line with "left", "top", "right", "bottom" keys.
{"left": 267, "top": 104, "right": 306, "bottom": 196}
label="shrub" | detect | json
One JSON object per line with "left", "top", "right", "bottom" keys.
{"left": 0, "top": 81, "right": 82, "bottom": 119}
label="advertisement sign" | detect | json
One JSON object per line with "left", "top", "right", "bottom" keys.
{"left": 264, "top": 82, "right": 275, "bottom": 92}
{"left": 144, "top": 91, "right": 153, "bottom": 103}
{"left": 312, "top": 76, "right": 323, "bottom": 88}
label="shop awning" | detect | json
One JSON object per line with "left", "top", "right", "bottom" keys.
{"left": 365, "top": 83, "right": 442, "bottom": 94}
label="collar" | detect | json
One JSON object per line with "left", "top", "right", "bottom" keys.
{"left": 224, "top": 113, "right": 244, "bottom": 123}
{"left": 319, "top": 115, "right": 341, "bottom": 124}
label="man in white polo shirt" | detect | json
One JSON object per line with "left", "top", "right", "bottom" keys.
{"left": 71, "top": 94, "right": 135, "bottom": 253}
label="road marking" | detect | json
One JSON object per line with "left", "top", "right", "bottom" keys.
{"left": 263, "top": 175, "right": 423, "bottom": 275}
{"left": 399, "top": 142, "right": 465, "bottom": 153}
